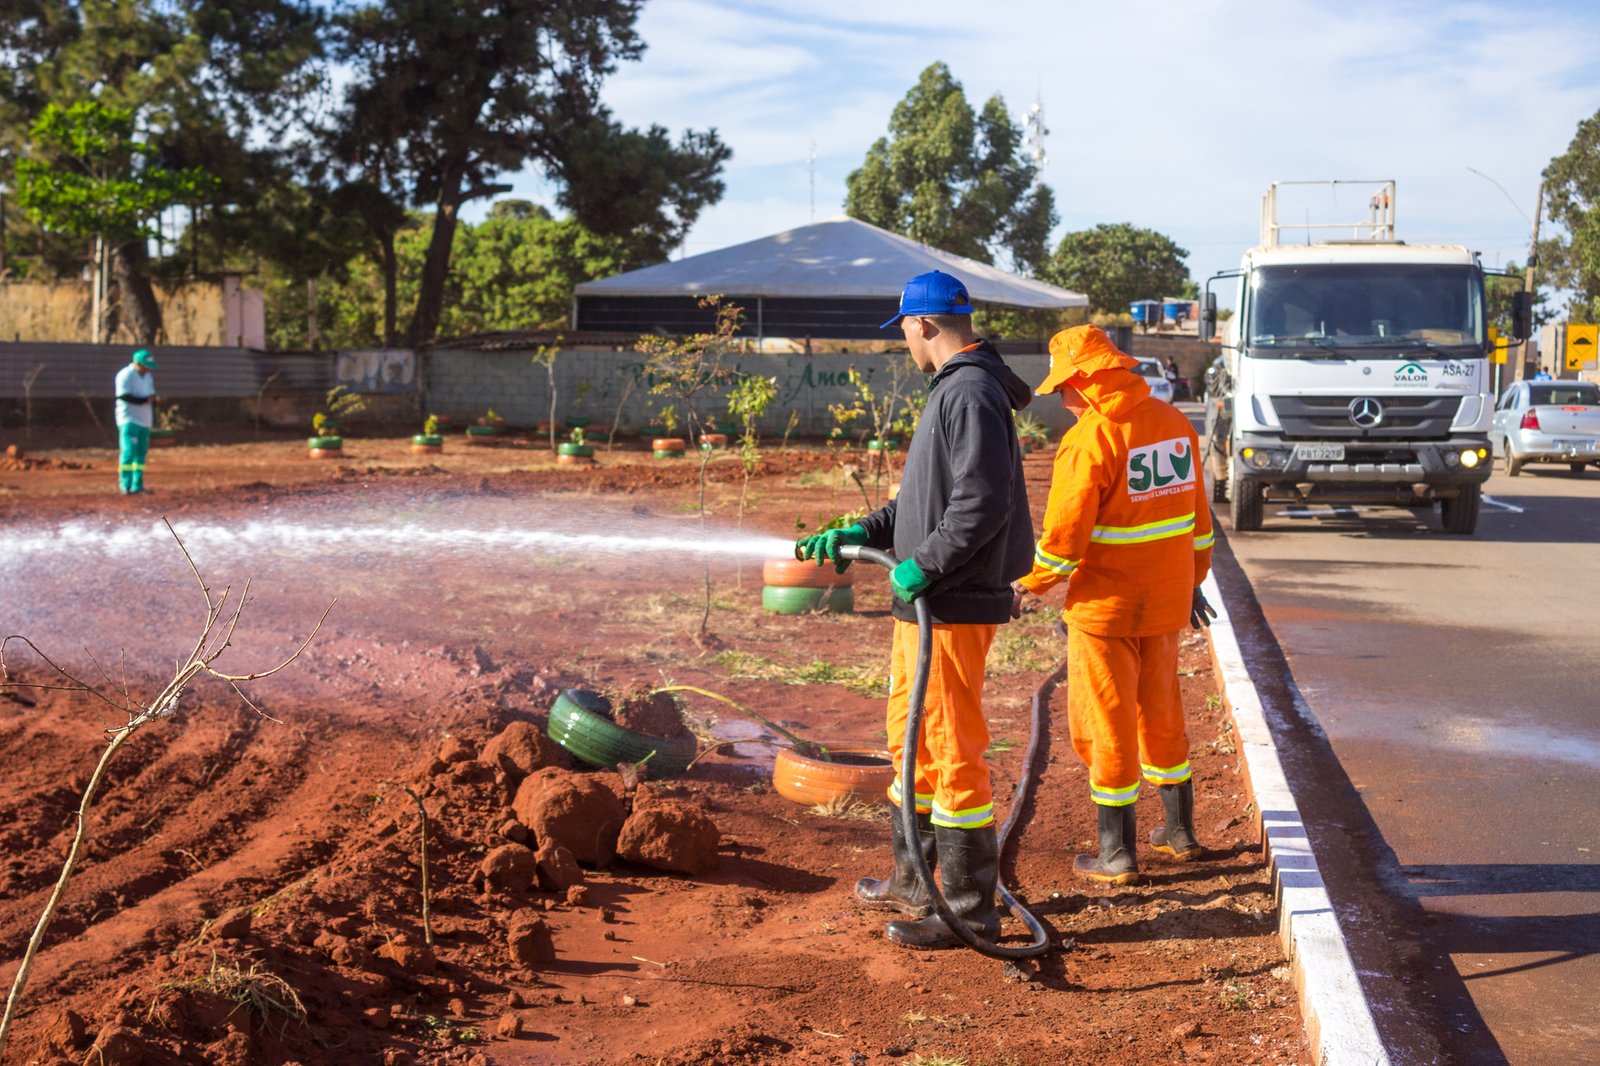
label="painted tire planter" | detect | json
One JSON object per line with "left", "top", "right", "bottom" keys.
{"left": 866, "top": 438, "right": 902, "bottom": 452}
{"left": 149, "top": 429, "right": 178, "bottom": 448}
{"left": 772, "top": 743, "right": 895, "bottom": 807}
{"left": 546, "top": 688, "right": 695, "bottom": 776}
{"left": 466, "top": 425, "right": 498, "bottom": 446}
{"left": 761, "top": 585, "right": 854, "bottom": 614}
{"left": 761, "top": 558, "right": 856, "bottom": 589}
{"left": 652, "top": 437, "right": 686, "bottom": 458}
{"left": 558, "top": 443, "right": 595, "bottom": 458}
{"left": 700, "top": 433, "right": 729, "bottom": 448}
{"left": 307, "top": 435, "right": 344, "bottom": 459}
{"left": 411, "top": 433, "right": 444, "bottom": 455}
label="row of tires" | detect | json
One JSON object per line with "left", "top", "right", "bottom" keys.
{"left": 547, "top": 688, "right": 893, "bottom": 806}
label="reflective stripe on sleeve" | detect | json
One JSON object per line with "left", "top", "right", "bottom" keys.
{"left": 1193, "top": 531, "right": 1215, "bottom": 551}
{"left": 1034, "top": 543, "right": 1078, "bottom": 576}
{"left": 1090, "top": 512, "right": 1196, "bottom": 545}
{"left": 1090, "top": 780, "right": 1140, "bottom": 807}
{"left": 931, "top": 801, "right": 995, "bottom": 829}
{"left": 1141, "top": 761, "right": 1192, "bottom": 785}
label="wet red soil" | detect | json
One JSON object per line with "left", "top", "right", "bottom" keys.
{"left": 0, "top": 429, "right": 1306, "bottom": 1065}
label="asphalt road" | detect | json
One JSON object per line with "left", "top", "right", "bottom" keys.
{"left": 1204, "top": 427, "right": 1599, "bottom": 1064}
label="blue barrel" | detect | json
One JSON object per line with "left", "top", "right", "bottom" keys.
{"left": 1163, "top": 300, "right": 1187, "bottom": 324}
{"left": 1130, "top": 299, "right": 1160, "bottom": 324}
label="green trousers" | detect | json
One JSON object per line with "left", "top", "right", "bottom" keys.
{"left": 118, "top": 423, "right": 149, "bottom": 493}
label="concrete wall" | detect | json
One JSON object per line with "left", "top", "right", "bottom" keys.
{"left": 422, "top": 345, "right": 1069, "bottom": 437}
{"left": 0, "top": 277, "right": 265, "bottom": 347}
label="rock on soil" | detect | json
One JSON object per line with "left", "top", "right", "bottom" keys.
{"left": 506, "top": 912, "right": 555, "bottom": 968}
{"left": 535, "top": 839, "right": 584, "bottom": 891}
{"left": 512, "top": 767, "right": 625, "bottom": 865}
{"left": 86, "top": 1025, "right": 150, "bottom": 1066}
{"left": 613, "top": 688, "right": 690, "bottom": 740}
{"left": 617, "top": 798, "right": 721, "bottom": 874}
{"left": 480, "top": 843, "right": 537, "bottom": 893}
{"left": 479, "top": 720, "right": 562, "bottom": 780}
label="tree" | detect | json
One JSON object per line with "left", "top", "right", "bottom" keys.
{"left": 844, "top": 63, "right": 1056, "bottom": 274}
{"left": 13, "top": 101, "right": 215, "bottom": 341}
{"left": 1542, "top": 108, "right": 1600, "bottom": 321}
{"left": 325, "top": 0, "right": 729, "bottom": 347}
{"left": 1042, "top": 223, "right": 1191, "bottom": 315}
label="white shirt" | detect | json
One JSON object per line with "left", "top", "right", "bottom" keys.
{"left": 114, "top": 364, "right": 155, "bottom": 428}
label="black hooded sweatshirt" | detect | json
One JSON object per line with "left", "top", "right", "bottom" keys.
{"left": 857, "top": 340, "right": 1035, "bottom": 624}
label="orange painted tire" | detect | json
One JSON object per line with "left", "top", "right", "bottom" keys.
{"left": 148, "top": 434, "right": 177, "bottom": 448}
{"left": 761, "top": 557, "right": 856, "bottom": 588}
{"left": 700, "top": 433, "right": 729, "bottom": 448}
{"left": 308, "top": 448, "right": 344, "bottom": 460}
{"left": 651, "top": 437, "right": 687, "bottom": 452}
{"left": 772, "top": 743, "right": 894, "bottom": 807}
{"left": 410, "top": 443, "right": 442, "bottom": 455}
{"left": 556, "top": 452, "right": 594, "bottom": 466}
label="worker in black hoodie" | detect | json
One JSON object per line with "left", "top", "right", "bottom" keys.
{"left": 796, "top": 270, "right": 1035, "bottom": 949}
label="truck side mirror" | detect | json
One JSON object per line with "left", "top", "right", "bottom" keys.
{"left": 1198, "top": 293, "right": 1218, "bottom": 342}
{"left": 1509, "top": 291, "right": 1532, "bottom": 343}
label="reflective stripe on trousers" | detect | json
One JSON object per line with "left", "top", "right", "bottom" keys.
{"left": 1066, "top": 626, "right": 1190, "bottom": 807}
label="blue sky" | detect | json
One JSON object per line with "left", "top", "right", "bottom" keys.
{"left": 488, "top": 0, "right": 1600, "bottom": 298}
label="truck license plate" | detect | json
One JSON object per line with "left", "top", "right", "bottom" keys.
{"left": 1294, "top": 444, "right": 1345, "bottom": 461}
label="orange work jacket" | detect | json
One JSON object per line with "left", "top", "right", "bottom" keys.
{"left": 1018, "top": 332, "right": 1214, "bottom": 637}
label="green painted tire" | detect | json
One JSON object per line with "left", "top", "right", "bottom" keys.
{"left": 653, "top": 448, "right": 684, "bottom": 459}
{"left": 466, "top": 425, "right": 498, "bottom": 436}
{"left": 761, "top": 585, "right": 854, "bottom": 615}
{"left": 546, "top": 688, "right": 695, "bottom": 775}
{"left": 307, "top": 435, "right": 343, "bottom": 449}
{"left": 412, "top": 434, "right": 444, "bottom": 446}
{"left": 866, "top": 438, "right": 901, "bottom": 451}
{"left": 558, "top": 442, "right": 596, "bottom": 457}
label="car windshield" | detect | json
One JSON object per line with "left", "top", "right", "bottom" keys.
{"left": 1134, "top": 362, "right": 1162, "bottom": 378}
{"left": 1529, "top": 384, "right": 1600, "bottom": 405}
{"left": 1247, "top": 263, "right": 1483, "bottom": 354}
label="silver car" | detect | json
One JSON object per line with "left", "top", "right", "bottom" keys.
{"left": 1134, "top": 357, "right": 1175, "bottom": 404}
{"left": 1490, "top": 380, "right": 1600, "bottom": 475}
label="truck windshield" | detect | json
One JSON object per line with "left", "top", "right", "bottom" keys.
{"left": 1247, "top": 263, "right": 1482, "bottom": 354}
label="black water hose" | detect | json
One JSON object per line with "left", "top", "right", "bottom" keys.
{"left": 837, "top": 544, "right": 1052, "bottom": 961}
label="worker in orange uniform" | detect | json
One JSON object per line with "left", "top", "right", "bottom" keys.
{"left": 796, "top": 269, "right": 1034, "bottom": 949}
{"left": 1013, "top": 325, "right": 1216, "bottom": 885}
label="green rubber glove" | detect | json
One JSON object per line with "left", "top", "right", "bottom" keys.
{"left": 795, "top": 523, "right": 868, "bottom": 573}
{"left": 890, "top": 557, "right": 931, "bottom": 602}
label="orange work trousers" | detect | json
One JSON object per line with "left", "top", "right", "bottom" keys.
{"left": 1066, "top": 626, "right": 1191, "bottom": 807}
{"left": 884, "top": 619, "right": 997, "bottom": 829}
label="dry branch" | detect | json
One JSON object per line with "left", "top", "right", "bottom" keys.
{"left": 400, "top": 786, "right": 434, "bottom": 947}
{"left": 0, "top": 518, "right": 333, "bottom": 1062}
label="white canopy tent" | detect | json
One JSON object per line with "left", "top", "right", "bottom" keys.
{"left": 573, "top": 216, "right": 1087, "bottom": 339}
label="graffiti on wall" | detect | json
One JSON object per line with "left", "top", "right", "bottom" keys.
{"left": 337, "top": 348, "right": 416, "bottom": 393}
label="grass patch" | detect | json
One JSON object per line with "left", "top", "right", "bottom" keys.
{"left": 712, "top": 650, "right": 888, "bottom": 698}
{"left": 164, "top": 955, "right": 307, "bottom": 1035}
{"left": 1219, "top": 977, "right": 1251, "bottom": 1010}
{"left": 988, "top": 613, "right": 1060, "bottom": 675}
{"left": 808, "top": 795, "right": 891, "bottom": 821}
{"left": 983, "top": 736, "right": 1018, "bottom": 758}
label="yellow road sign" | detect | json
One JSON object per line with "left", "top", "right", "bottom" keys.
{"left": 1567, "top": 323, "right": 1599, "bottom": 371}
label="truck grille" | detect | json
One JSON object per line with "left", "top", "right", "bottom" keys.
{"left": 1271, "top": 394, "right": 1460, "bottom": 439}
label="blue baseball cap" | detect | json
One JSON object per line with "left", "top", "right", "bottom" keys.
{"left": 880, "top": 270, "right": 975, "bottom": 329}
{"left": 132, "top": 348, "right": 157, "bottom": 368}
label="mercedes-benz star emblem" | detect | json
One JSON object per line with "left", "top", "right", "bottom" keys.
{"left": 1348, "top": 397, "right": 1384, "bottom": 429}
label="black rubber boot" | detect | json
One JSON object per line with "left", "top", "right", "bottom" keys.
{"left": 1149, "top": 781, "right": 1203, "bottom": 861}
{"left": 855, "top": 810, "right": 936, "bottom": 917}
{"left": 884, "top": 824, "right": 1002, "bottom": 950}
{"left": 1073, "top": 803, "right": 1139, "bottom": 885}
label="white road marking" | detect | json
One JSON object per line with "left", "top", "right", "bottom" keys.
{"left": 1481, "top": 495, "right": 1525, "bottom": 513}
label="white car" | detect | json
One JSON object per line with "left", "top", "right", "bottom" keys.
{"left": 1134, "top": 357, "right": 1175, "bottom": 404}
{"left": 1490, "top": 379, "right": 1600, "bottom": 475}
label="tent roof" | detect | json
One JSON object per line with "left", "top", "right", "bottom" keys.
{"left": 574, "top": 217, "right": 1086, "bottom": 310}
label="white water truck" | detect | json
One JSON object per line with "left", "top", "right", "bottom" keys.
{"left": 1201, "top": 180, "right": 1531, "bottom": 534}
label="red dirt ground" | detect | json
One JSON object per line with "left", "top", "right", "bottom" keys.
{"left": 0, "top": 427, "right": 1306, "bottom": 1065}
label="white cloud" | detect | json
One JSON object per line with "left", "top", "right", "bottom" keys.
{"left": 491, "top": 0, "right": 1600, "bottom": 290}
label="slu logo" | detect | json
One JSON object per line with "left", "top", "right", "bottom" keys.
{"left": 1394, "top": 361, "right": 1428, "bottom": 384}
{"left": 1128, "top": 437, "right": 1195, "bottom": 499}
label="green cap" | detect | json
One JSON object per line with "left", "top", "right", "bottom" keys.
{"left": 132, "top": 348, "right": 156, "bottom": 368}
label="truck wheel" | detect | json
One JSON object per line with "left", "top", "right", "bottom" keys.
{"left": 1506, "top": 448, "right": 1523, "bottom": 477}
{"left": 1230, "top": 477, "right": 1264, "bottom": 532}
{"left": 1440, "top": 484, "right": 1481, "bottom": 535}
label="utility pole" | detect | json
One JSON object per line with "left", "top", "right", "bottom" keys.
{"left": 1512, "top": 181, "right": 1544, "bottom": 383}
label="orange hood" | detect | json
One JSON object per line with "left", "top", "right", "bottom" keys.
{"left": 1036, "top": 325, "right": 1149, "bottom": 421}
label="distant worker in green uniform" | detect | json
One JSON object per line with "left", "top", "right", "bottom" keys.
{"left": 114, "top": 348, "right": 157, "bottom": 494}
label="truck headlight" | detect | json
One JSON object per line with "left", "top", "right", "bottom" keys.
{"left": 1460, "top": 449, "right": 1481, "bottom": 469}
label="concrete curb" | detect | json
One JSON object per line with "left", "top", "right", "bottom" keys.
{"left": 1201, "top": 572, "right": 1390, "bottom": 1066}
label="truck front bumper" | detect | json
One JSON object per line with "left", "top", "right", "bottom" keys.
{"left": 1233, "top": 434, "right": 1491, "bottom": 500}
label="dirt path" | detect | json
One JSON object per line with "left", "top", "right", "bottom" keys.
{"left": 0, "top": 433, "right": 1306, "bottom": 1065}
